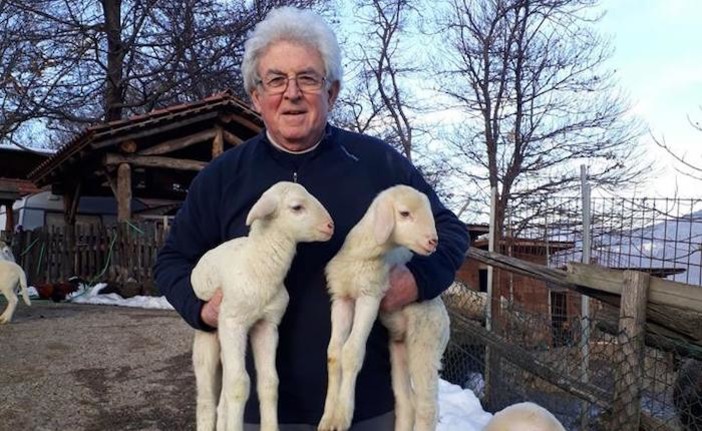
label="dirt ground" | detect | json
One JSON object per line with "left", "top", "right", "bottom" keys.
{"left": 0, "top": 300, "right": 197, "bottom": 431}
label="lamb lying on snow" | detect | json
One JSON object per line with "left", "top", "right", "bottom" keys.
{"left": 483, "top": 401, "right": 566, "bottom": 431}
{"left": 190, "top": 182, "right": 334, "bottom": 431}
{"left": 319, "top": 185, "right": 449, "bottom": 431}
{"left": 0, "top": 260, "right": 30, "bottom": 324}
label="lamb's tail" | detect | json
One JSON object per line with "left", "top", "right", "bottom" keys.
{"left": 17, "top": 266, "right": 30, "bottom": 306}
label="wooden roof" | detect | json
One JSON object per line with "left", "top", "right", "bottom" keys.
{"left": 28, "top": 91, "right": 263, "bottom": 201}
{"left": 0, "top": 177, "right": 42, "bottom": 201}
{"left": 0, "top": 146, "right": 51, "bottom": 179}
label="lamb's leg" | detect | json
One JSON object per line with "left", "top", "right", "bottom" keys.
{"left": 250, "top": 319, "right": 280, "bottom": 431}
{"left": 251, "top": 288, "right": 288, "bottom": 431}
{"left": 407, "top": 337, "right": 443, "bottom": 431}
{"left": 218, "top": 319, "right": 249, "bottom": 431}
{"left": 388, "top": 340, "right": 414, "bottom": 431}
{"left": 319, "top": 297, "right": 355, "bottom": 430}
{"left": 194, "top": 330, "right": 222, "bottom": 431}
{"left": 0, "top": 285, "right": 18, "bottom": 324}
{"left": 330, "top": 295, "right": 382, "bottom": 430}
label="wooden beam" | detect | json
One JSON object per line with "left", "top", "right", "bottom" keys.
{"left": 92, "top": 112, "right": 220, "bottom": 149}
{"left": 117, "top": 163, "right": 131, "bottom": 222}
{"left": 467, "top": 248, "right": 702, "bottom": 348}
{"left": 119, "top": 139, "right": 137, "bottom": 153}
{"left": 1, "top": 200, "right": 14, "bottom": 231}
{"left": 98, "top": 170, "right": 119, "bottom": 197}
{"left": 212, "top": 126, "right": 224, "bottom": 159}
{"left": 63, "top": 181, "right": 82, "bottom": 226}
{"left": 137, "top": 129, "right": 217, "bottom": 156}
{"left": 222, "top": 129, "right": 244, "bottom": 146}
{"left": 611, "top": 271, "right": 649, "bottom": 430}
{"left": 105, "top": 153, "right": 207, "bottom": 171}
{"left": 220, "top": 112, "right": 263, "bottom": 132}
{"left": 567, "top": 262, "right": 702, "bottom": 313}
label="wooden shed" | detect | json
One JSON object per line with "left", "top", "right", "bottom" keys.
{"left": 28, "top": 91, "right": 263, "bottom": 225}
{"left": 0, "top": 146, "right": 48, "bottom": 231}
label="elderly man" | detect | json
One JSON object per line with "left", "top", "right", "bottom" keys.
{"left": 154, "top": 6, "right": 468, "bottom": 430}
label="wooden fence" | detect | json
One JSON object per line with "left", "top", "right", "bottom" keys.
{"left": 462, "top": 247, "right": 702, "bottom": 431}
{"left": 3, "top": 222, "right": 169, "bottom": 289}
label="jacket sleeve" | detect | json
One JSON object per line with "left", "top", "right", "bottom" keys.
{"left": 154, "top": 166, "right": 223, "bottom": 331}
{"left": 404, "top": 165, "right": 469, "bottom": 300}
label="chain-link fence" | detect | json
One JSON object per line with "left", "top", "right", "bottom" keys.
{"left": 442, "top": 196, "right": 702, "bottom": 430}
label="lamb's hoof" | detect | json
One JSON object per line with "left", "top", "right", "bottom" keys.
{"left": 318, "top": 409, "right": 352, "bottom": 431}
{"left": 0, "top": 315, "right": 9, "bottom": 324}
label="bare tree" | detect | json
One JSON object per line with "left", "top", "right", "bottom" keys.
{"left": 653, "top": 111, "right": 702, "bottom": 183}
{"left": 0, "top": 0, "right": 326, "bottom": 150}
{"left": 435, "top": 0, "right": 650, "bottom": 235}
{"left": 332, "top": 0, "right": 420, "bottom": 161}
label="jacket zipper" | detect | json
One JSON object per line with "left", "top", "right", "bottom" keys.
{"left": 293, "top": 171, "right": 298, "bottom": 183}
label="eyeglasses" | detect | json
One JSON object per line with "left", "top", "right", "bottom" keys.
{"left": 256, "top": 73, "right": 327, "bottom": 95}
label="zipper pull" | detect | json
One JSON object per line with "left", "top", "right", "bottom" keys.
{"left": 293, "top": 172, "right": 298, "bottom": 183}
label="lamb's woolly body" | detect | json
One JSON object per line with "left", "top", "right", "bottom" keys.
{"left": 320, "top": 185, "right": 449, "bottom": 431}
{"left": 192, "top": 229, "right": 297, "bottom": 326}
{"left": 484, "top": 402, "right": 566, "bottom": 431}
{"left": 0, "top": 260, "right": 31, "bottom": 324}
{"left": 189, "top": 182, "right": 333, "bottom": 431}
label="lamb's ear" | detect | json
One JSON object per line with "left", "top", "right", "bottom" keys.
{"left": 246, "top": 194, "right": 277, "bottom": 226}
{"left": 373, "top": 197, "right": 395, "bottom": 245}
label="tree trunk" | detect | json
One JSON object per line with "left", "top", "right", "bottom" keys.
{"left": 101, "top": 0, "right": 124, "bottom": 122}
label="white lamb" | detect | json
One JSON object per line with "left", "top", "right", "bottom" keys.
{"left": 319, "top": 185, "right": 450, "bottom": 431}
{"left": 483, "top": 402, "right": 566, "bottom": 431}
{"left": 0, "top": 240, "right": 15, "bottom": 262}
{"left": 190, "top": 181, "right": 334, "bottom": 431}
{"left": 0, "top": 260, "right": 31, "bottom": 324}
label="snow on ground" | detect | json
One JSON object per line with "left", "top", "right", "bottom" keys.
{"left": 26, "top": 282, "right": 494, "bottom": 429}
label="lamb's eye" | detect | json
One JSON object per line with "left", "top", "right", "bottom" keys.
{"left": 399, "top": 210, "right": 411, "bottom": 218}
{"left": 291, "top": 204, "right": 304, "bottom": 212}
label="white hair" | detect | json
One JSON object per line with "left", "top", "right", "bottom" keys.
{"left": 241, "top": 6, "right": 343, "bottom": 95}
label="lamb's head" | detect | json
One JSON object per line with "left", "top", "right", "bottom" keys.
{"left": 246, "top": 181, "right": 334, "bottom": 242}
{"left": 0, "top": 240, "right": 15, "bottom": 262}
{"left": 371, "top": 185, "right": 438, "bottom": 256}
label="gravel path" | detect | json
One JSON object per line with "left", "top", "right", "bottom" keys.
{"left": 0, "top": 300, "right": 196, "bottom": 431}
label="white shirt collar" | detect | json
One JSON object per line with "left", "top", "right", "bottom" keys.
{"left": 266, "top": 131, "right": 321, "bottom": 154}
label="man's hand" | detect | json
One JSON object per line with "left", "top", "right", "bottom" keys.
{"left": 380, "top": 264, "right": 419, "bottom": 313}
{"left": 200, "top": 289, "right": 223, "bottom": 328}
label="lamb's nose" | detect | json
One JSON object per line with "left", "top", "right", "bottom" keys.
{"left": 428, "top": 237, "right": 438, "bottom": 248}
{"left": 326, "top": 221, "right": 334, "bottom": 233}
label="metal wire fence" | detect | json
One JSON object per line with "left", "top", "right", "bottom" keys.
{"left": 442, "top": 196, "right": 702, "bottom": 430}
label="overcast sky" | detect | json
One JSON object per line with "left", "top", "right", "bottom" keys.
{"left": 598, "top": 0, "right": 702, "bottom": 196}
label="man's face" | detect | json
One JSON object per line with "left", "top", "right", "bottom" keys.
{"left": 251, "top": 40, "right": 340, "bottom": 151}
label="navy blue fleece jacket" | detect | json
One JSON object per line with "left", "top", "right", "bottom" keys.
{"left": 154, "top": 125, "right": 468, "bottom": 424}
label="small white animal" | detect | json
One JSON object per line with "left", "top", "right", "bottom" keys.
{"left": 483, "top": 402, "right": 566, "bottom": 431}
{"left": 319, "top": 185, "right": 449, "bottom": 431}
{"left": 0, "top": 240, "right": 15, "bottom": 262}
{"left": 0, "top": 260, "right": 31, "bottom": 324}
{"left": 191, "top": 181, "right": 334, "bottom": 431}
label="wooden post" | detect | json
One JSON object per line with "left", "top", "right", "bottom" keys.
{"left": 117, "top": 163, "right": 132, "bottom": 222}
{"left": 2, "top": 200, "right": 15, "bottom": 232}
{"left": 484, "top": 186, "right": 500, "bottom": 408}
{"left": 611, "top": 270, "right": 650, "bottom": 430}
{"left": 212, "top": 126, "right": 224, "bottom": 159}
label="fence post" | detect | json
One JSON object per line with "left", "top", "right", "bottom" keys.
{"left": 611, "top": 270, "right": 650, "bottom": 430}
{"left": 484, "top": 186, "right": 500, "bottom": 408}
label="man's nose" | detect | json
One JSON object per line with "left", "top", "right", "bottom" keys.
{"left": 283, "top": 77, "right": 302, "bottom": 98}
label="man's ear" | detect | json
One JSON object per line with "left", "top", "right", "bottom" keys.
{"left": 251, "top": 89, "right": 263, "bottom": 113}
{"left": 327, "top": 80, "right": 341, "bottom": 110}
